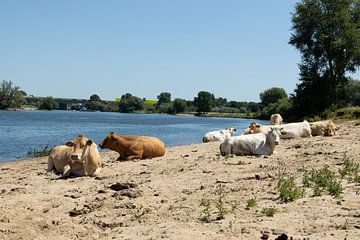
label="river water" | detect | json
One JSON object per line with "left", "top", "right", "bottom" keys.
{"left": 0, "top": 110, "right": 267, "bottom": 162}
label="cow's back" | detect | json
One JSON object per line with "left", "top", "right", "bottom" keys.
{"left": 138, "top": 136, "right": 166, "bottom": 158}
{"left": 281, "top": 121, "right": 311, "bottom": 139}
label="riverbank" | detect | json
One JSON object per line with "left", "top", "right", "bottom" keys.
{"left": 1, "top": 120, "right": 360, "bottom": 239}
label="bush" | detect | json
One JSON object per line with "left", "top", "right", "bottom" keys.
{"left": 278, "top": 177, "right": 304, "bottom": 202}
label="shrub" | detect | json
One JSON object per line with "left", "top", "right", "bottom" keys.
{"left": 278, "top": 177, "right": 304, "bottom": 202}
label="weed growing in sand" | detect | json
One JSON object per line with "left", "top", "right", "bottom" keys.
{"left": 230, "top": 200, "right": 240, "bottom": 211}
{"left": 246, "top": 197, "right": 257, "bottom": 209}
{"left": 278, "top": 177, "right": 304, "bottom": 202}
{"left": 224, "top": 153, "right": 235, "bottom": 160}
{"left": 261, "top": 207, "right": 277, "bottom": 217}
{"left": 27, "top": 145, "right": 52, "bottom": 157}
{"left": 133, "top": 204, "right": 144, "bottom": 218}
{"left": 275, "top": 162, "right": 287, "bottom": 180}
{"left": 339, "top": 154, "right": 360, "bottom": 181}
{"left": 214, "top": 184, "right": 229, "bottom": 220}
{"left": 199, "top": 198, "right": 212, "bottom": 223}
{"left": 303, "top": 167, "right": 343, "bottom": 198}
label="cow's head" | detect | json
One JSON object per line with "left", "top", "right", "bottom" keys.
{"left": 99, "top": 132, "right": 116, "bottom": 149}
{"left": 65, "top": 135, "right": 90, "bottom": 161}
{"left": 227, "top": 126, "right": 236, "bottom": 135}
{"left": 269, "top": 127, "right": 283, "bottom": 145}
{"left": 324, "top": 122, "right": 339, "bottom": 136}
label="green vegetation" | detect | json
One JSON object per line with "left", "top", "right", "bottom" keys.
{"left": 39, "top": 97, "right": 59, "bottom": 110}
{"left": 246, "top": 197, "right": 257, "bottom": 209}
{"left": 303, "top": 167, "right": 343, "bottom": 198}
{"left": 118, "top": 93, "right": 144, "bottom": 113}
{"left": 261, "top": 207, "right": 277, "bottom": 217}
{"left": 0, "top": 80, "right": 25, "bottom": 110}
{"left": 199, "top": 198, "right": 212, "bottom": 223}
{"left": 27, "top": 145, "right": 52, "bottom": 157}
{"left": 289, "top": 0, "right": 360, "bottom": 120}
{"left": 194, "top": 91, "right": 215, "bottom": 114}
{"left": 278, "top": 177, "right": 304, "bottom": 202}
{"left": 339, "top": 154, "right": 360, "bottom": 182}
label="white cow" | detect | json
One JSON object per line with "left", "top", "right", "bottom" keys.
{"left": 220, "top": 127, "right": 283, "bottom": 156}
{"left": 270, "top": 114, "right": 283, "bottom": 125}
{"left": 202, "top": 127, "right": 236, "bottom": 142}
{"left": 279, "top": 120, "right": 312, "bottom": 139}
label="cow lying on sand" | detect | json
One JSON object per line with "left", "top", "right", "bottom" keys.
{"left": 64, "top": 137, "right": 102, "bottom": 177}
{"left": 310, "top": 120, "right": 339, "bottom": 136}
{"left": 242, "top": 122, "right": 269, "bottom": 135}
{"left": 270, "top": 113, "right": 283, "bottom": 125}
{"left": 47, "top": 135, "right": 102, "bottom": 177}
{"left": 279, "top": 120, "right": 312, "bottom": 139}
{"left": 220, "top": 127, "right": 283, "bottom": 156}
{"left": 202, "top": 127, "right": 236, "bottom": 142}
{"left": 99, "top": 132, "right": 166, "bottom": 160}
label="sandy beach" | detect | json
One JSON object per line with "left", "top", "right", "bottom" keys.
{"left": 1, "top": 121, "right": 360, "bottom": 240}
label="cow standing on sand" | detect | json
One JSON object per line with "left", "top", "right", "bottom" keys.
{"left": 99, "top": 132, "right": 166, "bottom": 160}
{"left": 270, "top": 113, "right": 283, "bottom": 125}
{"left": 220, "top": 127, "right": 283, "bottom": 156}
{"left": 202, "top": 127, "right": 236, "bottom": 142}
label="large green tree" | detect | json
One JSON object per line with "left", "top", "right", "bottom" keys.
{"left": 0, "top": 80, "right": 24, "bottom": 109}
{"left": 172, "top": 98, "right": 187, "bottom": 114}
{"left": 259, "top": 87, "right": 288, "bottom": 107}
{"left": 194, "top": 91, "right": 215, "bottom": 113}
{"left": 118, "top": 93, "right": 144, "bottom": 113}
{"left": 289, "top": 0, "right": 360, "bottom": 117}
{"left": 156, "top": 92, "right": 171, "bottom": 106}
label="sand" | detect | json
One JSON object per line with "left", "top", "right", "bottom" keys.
{"left": 1, "top": 121, "right": 360, "bottom": 240}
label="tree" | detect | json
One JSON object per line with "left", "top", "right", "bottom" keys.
{"left": 157, "top": 92, "right": 171, "bottom": 106}
{"left": 0, "top": 80, "right": 24, "bottom": 109}
{"left": 118, "top": 93, "right": 144, "bottom": 113}
{"left": 90, "top": 94, "right": 101, "bottom": 102}
{"left": 215, "top": 97, "right": 227, "bottom": 107}
{"left": 259, "top": 87, "right": 288, "bottom": 107}
{"left": 173, "top": 98, "right": 187, "bottom": 114}
{"left": 193, "top": 91, "right": 215, "bottom": 113}
{"left": 346, "top": 79, "right": 360, "bottom": 105}
{"left": 289, "top": 0, "right": 360, "bottom": 117}
{"left": 39, "top": 97, "right": 59, "bottom": 110}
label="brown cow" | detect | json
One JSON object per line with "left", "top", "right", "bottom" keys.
{"left": 310, "top": 120, "right": 339, "bottom": 136}
{"left": 99, "top": 132, "right": 165, "bottom": 160}
{"left": 242, "top": 122, "right": 270, "bottom": 135}
{"left": 47, "top": 135, "right": 89, "bottom": 174}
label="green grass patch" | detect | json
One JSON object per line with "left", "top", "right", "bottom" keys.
{"left": 278, "top": 177, "right": 304, "bottom": 202}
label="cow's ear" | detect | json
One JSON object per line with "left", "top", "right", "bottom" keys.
{"left": 65, "top": 141, "right": 74, "bottom": 147}
{"left": 86, "top": 140, "right": 93, "bottom": 146}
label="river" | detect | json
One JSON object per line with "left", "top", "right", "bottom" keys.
{"left": 0, "top": 110, "right": 267, "bottom": 162}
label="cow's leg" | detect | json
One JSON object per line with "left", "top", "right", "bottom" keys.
{"left": 126, "top": 154, "right": 142, "bottom": 161}
{"left": 47, "top": 158, "right": 55, "bottom": 172}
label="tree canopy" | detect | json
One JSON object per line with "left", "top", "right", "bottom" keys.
{"left": 118, "top": 93, "right": 144, "bottom": 113}
{"left": 157, "top": 92, "right": 171, "bottom": 106}
{"left": 194, "top": 91, "right": 215, "bottom": 113}
{"left": 39, "top": 97, "right": 59, "bottom": 110}
{"left": 289, "top": 0, "right": 360, "bottom": 117}
{"left": 259, "top": 87, "right": 288, "bottom": 107}
{"left": 0, "top": 80, "right": 24, "bottom": 109}
{"left": 90, "top": 94, "right": 101, "bottom": 102}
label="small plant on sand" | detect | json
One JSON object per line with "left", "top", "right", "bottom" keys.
{"left": 303, "top": 167, "right": 343, "bottom": 198}
{"left": 214, "top": 184, "right": 229, "bottom": 220}
{"left": 27, "top": 145, "right": 52, "bottom": 157}
{"left": 246, "top": 197, "right": 257, "bottom": 209}
{"left": 278, "top": 177, "right": 304, "bottom": 202}
{"left": 133, "top": 204, "right": 144, "bottom": 218}
{"left": 261, "top": 207, "right": 277, "bottom": 217}
{"left": 338, "top": 154, "right": 359, "bottom": 181}
{"left": 199, "top": 198, "right": 212, "bottom": 223}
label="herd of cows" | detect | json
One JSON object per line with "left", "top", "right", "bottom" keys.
{"left": 47, "top": 113, "right": 339, "bottom": 177}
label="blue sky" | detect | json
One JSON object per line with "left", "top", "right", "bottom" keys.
{"left": 1, "top": 0, "right": 303, "bottom": 102}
